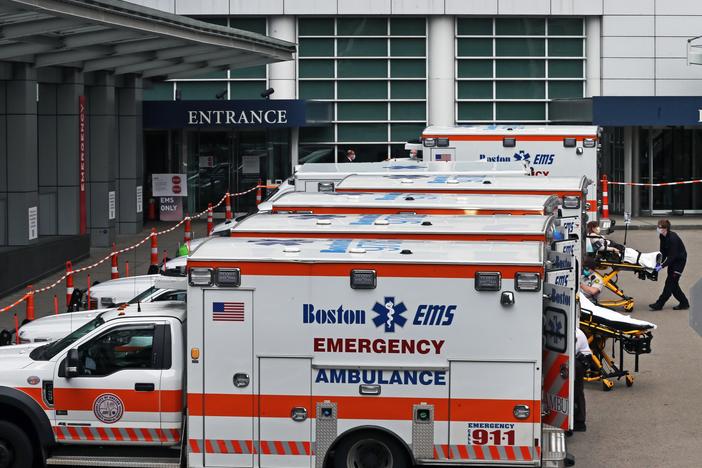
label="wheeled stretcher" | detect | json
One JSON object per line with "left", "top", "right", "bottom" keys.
{"left": 588, "top": 235, "right": 662, "bottom": 311}
{"left": 579, "top": 295, "right": 656, "bottom": 391}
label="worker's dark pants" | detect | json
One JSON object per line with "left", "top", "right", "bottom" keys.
{"left": 574, "top": 358, "right": 586, "bottom": 425}
{"left": 656, "top": 267, "right": 689, "bottom": 307}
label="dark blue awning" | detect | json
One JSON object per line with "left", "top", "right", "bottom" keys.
{"left": 593, "top": 96, "right": 702, "bottom": 126}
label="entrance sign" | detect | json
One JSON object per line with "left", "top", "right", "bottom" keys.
{"left": 152, "top": 173, "right": 188, "bottom": 197}
{"left": 79, "top": 95, "right": 87, "bottom": 235}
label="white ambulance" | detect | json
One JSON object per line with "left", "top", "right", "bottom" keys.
{"left": 420, "top": 125, "right": 599, "bottom": 221}
{"left": 0, "top": 237, "right": 574, "bottom": 468}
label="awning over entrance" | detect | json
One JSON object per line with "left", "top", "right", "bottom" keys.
{"left": 0, "top": 0, "right": 295, "bottom": 79}
{"left": 593, "top": 96, "right": 702, "bottom": 127}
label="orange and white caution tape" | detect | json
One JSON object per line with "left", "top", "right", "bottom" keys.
{"left": 604, "top": 178, "right": 702, "bottom": 187}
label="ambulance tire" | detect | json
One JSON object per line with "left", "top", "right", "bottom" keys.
{"left": 0, "top": 420, "right": 33, "bottom": 468}
{"left": 332, "top": 430, "right": 410, "bottom": 468}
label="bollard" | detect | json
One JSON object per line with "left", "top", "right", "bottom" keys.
{"left": 25, "top": 285, "right": 34, "bottom": 322}
{"left": 14, "top": 314, "right": 19, "bottom": 344}
{"left": 86, "top": 274, "right": 92, "bottom": 311}
{"left": 256, "top": 179, "right": 263, "bottom": 206}
{"left": 150, "top": 228, "right": 158, "bottom": 269}
{"left": 207, "top": 203, "right": 213, "bottom": 236}
{"left": 225, "top": 192, "right": 233, "bottom": 220}
{"left": 54, "top": 295, "right": 59, "bottom": 315}
{"left": 601, "top": 174, "right": 609, "bottom": 219}
{"left": 111, "top": 243, "right": 119, "bottom": 280}
{"left": 125, "top": 260, "right": 129, "bottom": 277}
{"left": 65, "top": 261, "right": 74, "bottom": 308}
{"left": 184, "top": 216, "right": 192, "bottom": 246}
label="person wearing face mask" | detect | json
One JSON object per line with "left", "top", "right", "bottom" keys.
{"left": 649, "top": 219, "right": 689, "bottom": 311}
{"left": 580, "top": 257, "right": 603, "bottom": 301}
{"left": 344, "top": 149, "right": 356, "bottom": 162}
{"left": 586, "top": 220, "right": 623, "bottom": 258}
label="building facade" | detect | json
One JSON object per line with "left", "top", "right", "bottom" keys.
{"left": 133, "top": 0, "right": 702, "bottom": 215}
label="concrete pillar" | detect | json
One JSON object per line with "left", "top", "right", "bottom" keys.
{"left": 0, "top": 63, "right": 8, "bottom": 246}
{"left": 87, "top": 72, "right": 117, "bottom": 247}
{"left": 38, "top": 82, "right": 58, "bottom": 236}
{"left": 56, "top": 69, "right": 84, "bottom": 236}
{"left": 268, "top": 16, "right": 297, "bottom": 100}
{"left": 428, "top": 16, "right": 455, "bottom": 126}
{"left": 623, "top": 126, "right": 633, "bottom": 215}
{"left": 632, "top": 127, "right": 641, "bottom": 216}
{"left": 586, "top": 17, "right": 601, "bottom": 97}
{"left": 117, "top": 75, "right": 144, "bottom": 234}
{"left": 3, "top": 63, "right": 38, "bottom": 246}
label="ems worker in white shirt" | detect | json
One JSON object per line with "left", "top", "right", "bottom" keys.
{"left": 574, "top": 326, "right": 593, "bottom": 432}
{"left": 580, "top": 257, "right": 604, "bottom": 302}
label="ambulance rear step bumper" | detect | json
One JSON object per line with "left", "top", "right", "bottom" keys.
{"left": 46, "top": 456, "right": 180, "bottom": 468}
{"left": 541, "top": 424, "right": 567, "bottom": 468}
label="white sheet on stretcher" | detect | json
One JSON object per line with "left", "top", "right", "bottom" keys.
{"left": 580, "top": 295, "right": 657, "bottom": 330}
{"left": 622, "top": 247, "right": 662, "bottom": 271}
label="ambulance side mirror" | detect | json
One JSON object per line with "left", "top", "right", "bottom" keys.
{"left": 65, "top": 349, "right": 80, "bottom": 378}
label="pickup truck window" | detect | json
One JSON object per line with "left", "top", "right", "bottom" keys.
{"left": 76, "top": 325, "right": 155, "bottom": 377}
{"left": 128, "top": 286, "right": 158, "bottom": 304}
{"left": 30, "top": 316, "right": 105, "bottom": 361}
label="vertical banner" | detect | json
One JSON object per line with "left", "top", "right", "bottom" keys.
{"left": 28, "top": 206, "right": 38, "bottom": 240}
{"left": 108, "top": 191, "right": 116, "bottom": 220}
{"left": 136, "top": 186, "right": 143, "bottom": 213}
{"left": 79, "top": 95, "right": 87, "bottom": 235}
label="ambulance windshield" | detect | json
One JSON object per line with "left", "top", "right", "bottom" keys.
{"left": 30, "top": 315, "right": 105, "bottom": 361}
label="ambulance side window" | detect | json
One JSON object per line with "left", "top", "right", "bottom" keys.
{"left": 76, "top": 325, "right": 155, "bottom": 377}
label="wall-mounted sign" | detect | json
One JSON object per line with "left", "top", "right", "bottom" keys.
{"left": 199, "top": 156, "right": 214, "bottom": 168}
{"left": 152, "top": 173, "right": 187, "bottom": 197}
{"left": 160, "top": 197, "right": 183, "bottom": 221}
{"left": 79, "top": 95, "right": 87, "bottom": 235}
{"left": 593, "top": 96, "right": 702, "bottom": 126}
{"left": 108, "top": 191, "right": 116, "bottom": 220}
{"left": 136, "top": 186, "right": 143, "bottom": 213}
{"left": 28, "top": 206, "right": 38, "bottom": 240}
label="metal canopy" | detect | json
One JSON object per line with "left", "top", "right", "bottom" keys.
{"left": 0, "top": 0, "right": 295, "bottom": 79}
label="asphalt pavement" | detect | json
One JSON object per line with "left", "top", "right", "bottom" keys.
{"left": 0, "top": 222, "right": 701, "bottom": 467}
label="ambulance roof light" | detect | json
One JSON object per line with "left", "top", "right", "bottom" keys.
{"left": 317, "top": 219, "right": 332, "bottom": 225}
{"left": 374, "top": 219, "right": 390, "bottom": 226}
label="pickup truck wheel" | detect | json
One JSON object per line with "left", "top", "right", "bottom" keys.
{"left": 0, "top": 421, "right": 33, "bottom": 468}
{"left": 333, "top": 431, "right": 409, "bottom": 468}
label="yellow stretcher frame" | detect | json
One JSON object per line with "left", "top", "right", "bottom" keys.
{"left": 594, "top": 260, "right": 658, "bottom": 312}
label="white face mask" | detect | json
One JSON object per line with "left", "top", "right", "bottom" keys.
{"left": 657, "top": 227, "right": 664, "bottom": 235}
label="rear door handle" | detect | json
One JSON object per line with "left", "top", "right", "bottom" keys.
{"left": 135, "top": 383, "right": 155, "bottom": 392}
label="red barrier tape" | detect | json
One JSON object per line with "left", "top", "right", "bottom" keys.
{"left": 0, "top": 184, "right": 266, "bottom": 315}
{"left": 604, "top": 178, "right": 702, "bottom": 187}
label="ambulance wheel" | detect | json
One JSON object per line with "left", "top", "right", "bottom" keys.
{"left": 0, "top": 420, "right": 33, "bottom": 468}
{"left": 602, "top": 379, "right": 614, "bottom": 391}
{"left": 626, "top": 375, "right": 635, "bottom": 387}
{"left": 333, "top": 430, "right": 410, "bottom": 468}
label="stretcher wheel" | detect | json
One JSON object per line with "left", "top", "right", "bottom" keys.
{"left": 625, "top": 375, "right": 634, "bottom": 387}
{"left": 602, "top": 379, "right": 614, "bottom": 391}
{"left": 624, "top": 302, "right": 634, "bottom": 312}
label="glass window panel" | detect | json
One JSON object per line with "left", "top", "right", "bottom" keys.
{"left": 496, "top": 102, "right": 545, "bottom": 121}
{"left": 229, "top": 65, "right": 266, "bottom": 79}
{"left": 548, "top": 60, "right": 583, "bottom": 78}
{"left": 495, "top": 18, "right": 545, "bottom": 36}
{"left": 457, "top": 18, "right": 492, "bottom": 36}
{"left": 178, "top": 81, "right": 227, "bottom": 100}
{"left": 229, "top": 81, "right": 266, "bottom": 99}
{"left": 391, "top": 17, "right": 426, "bottom": 36}
{"left": 496, "top": 38, "right": 545, "bottom": 57}
{"left": 338, "top": 59, "right": 387, "bottom": 78}
{"left": 548, "top": 81, "right": 583, "bottom": 99}
{"left": 229, "top": 18, "right": 266, "bottom": 34}
{"left": 391, "top": 59, "right": 425, "bottom": 78}
{"left": 338, "top": 80, "right": 387, "bottom": 99}
{"left": 457, "top": 60, "right": 493, "bottom": 78}
{"left": 391, "top": 102, "right": 425, "bottom": 120}
{"left": 299, "top": 38, "right": 334, "bottom": 57}
{"left": 344, "top": 144, "right": 392, "bottom": 162}
{"left": 337, "top": 18, "right": 387, "bottom": 36}
{"left": 457, "top": 81, "right": 492, "bottom": 99}
{"left": 548, "top": 18, "right": 583, "bottom": 36}
{"left": 458, "top": 102, "right": 493, "bottom": 121}
{"left": 391, "top": 81, "right": 425, "bottom": 99}
{"left": 299, "top": 60, "right": 335, "bottom": 78}
{"left": 337, "top": 102, "right": 387, "bottom": 121}
{"left": 337, "top": 123, "right": 388, "bottom": 142}
{"left": 496, "top": 81, "right": 545, "bottom": 99}
{"left": 144, "top": 82, "right": 173, "bottom": 101}
{"left": 299, "top": 18, "right": 334, "bottom": 36}
{"left": 194, "top": 16, "right": 228, "bottom": 26}
{"left": 338, "top": 38, "right": 387, "bottom": 57}
{"left": 391, "top": 38, "right": 426, "bottom": 57}
{"left": 300, "top": 126, "right": 335, "bottom": 143}
{"left": 457, "top": 38, "right": 493, "bottom": 57}
{"left": 548, "top": 39, "right": 583, "bottom": 57}
{"left": 496, "top": 59, "right": 545, "bottom": 78}
{"left": 391, "top": 123, "right": 425, "bottom": 142}
{"left": 299, "top": 145, "right": 336, "bottom": 163}
{"left": 299, "top": 81, "right": 335, "bottom": 99}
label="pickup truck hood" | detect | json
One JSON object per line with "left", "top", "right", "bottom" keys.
{"left": 0, "top": 342, "right": 43, "bottom": 369}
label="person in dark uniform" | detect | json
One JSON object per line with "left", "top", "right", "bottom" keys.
{"left": 574, "top": 327, "right": 592, "bottom": 432}
{"left": 649, "top": 219, "right": 689, "bottom": 310}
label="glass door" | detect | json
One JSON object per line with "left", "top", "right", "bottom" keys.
{"left": 186, "top": 131, "right": 234, "bottom": 215}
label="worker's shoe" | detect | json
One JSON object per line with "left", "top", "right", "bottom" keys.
{"left": 648, "top": 303, "right": 663, "bottom": 311}
{"left": 673, "top": 303, "right": 690, "bottom": 310}
{"left": 573, "top": 422, "right": 587, "bottom": 432}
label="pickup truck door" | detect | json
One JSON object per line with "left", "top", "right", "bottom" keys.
{"left": 52, "top": 322, "right": 171, "bottom": 445}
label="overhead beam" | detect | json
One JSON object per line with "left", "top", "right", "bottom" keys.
{"left": 164, "top": 66, "right": 227, "bottom": 80}
{"left": 0, "top": 17, "right": 77, "bottom": 39}
{"left": 156, "top": 44, "right": 212, "bottom": 60}
{"left": 0, "top": 41, "right": 54, "bottom": 59}
{"left": 35, "top": 45, "right": 112, "bottom": 67}
{"left": 64, "top": 28, "right": 138, "bottom": 48}
{"left": 142, "top": 61, "right": 207, "bottom": 78}
{"left": 82, "top": 52, "right": 155, "bottom": 72}
{"left": 114, "top": 37, "right": 183, "bottom": 54}
{"left": 114, "top": 59, "right": 175, "bottom": 75}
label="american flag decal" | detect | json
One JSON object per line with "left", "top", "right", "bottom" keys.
{"left": 212, "top": 302, "right": 245, "bottom": 321}
{"left": 435, "top": 153, "right": 452, "bottom": 161}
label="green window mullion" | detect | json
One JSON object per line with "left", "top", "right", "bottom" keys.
{"left": 391, "top": 38, "right": 426, "bottom": 57}
{"left": 457, "top": 60, "right": 493, "bottom": 78}
{"left": 457, "top": 38, "right": 493, "bottom": 57}
{"left": 299, "top": 81, "right": 335, "bottom": 99}
{"left": 496, "top": 81, "right": 545, "bottom": 99}
{"left": 299, "top": 18, "right": 335, "bottom": 36}
{"left": 338, "top": 102, "right": 388, "bottom": 121}
{"left": 495, "top": 18, "right": 545, "bottom": 36}
{"left": 299, "top": 60, "right": 335, "bottom": 78}
{"left": 338, "top": 59, "right": 388, "bottom": 78}
{"left": 338, "top": 80, "right": 388, "bottom": 99}
{"left": 548, "top": 18, "right": 583, "bottom": 36}
{"left": 338, "top": 38, "right": 388, "bottom": 57}
{"left": 496, "top": 60, "right": 545, "bottom": 78}
{"left": 390, "top": 18, "right": 426, "bottom": 36}
{"left": 390, "top": 102, "right": 426, "bottom": 121}
{"left": 391, "top": 81, "right": 426, "bottom": 99}
{"left": 496, "top": 102, "right": 545, "bottom": 121}
{"left": 390, "top": 59, "right": 425, "bottom": 78}
{"left": 548, "top": 39, "right": 583, "bottom": 57}
{"left": 337, "top": 123, "right": 388, "bottom": 142}
{"left": 457, "top": 18, "right": 493, "bottom": 36}
{"left": 496, "top": 39, "right": 545, "bottom": 57}
{"left": 548, "top": 81, "right": 584, "bottom": 99}
{"left": 457, "top": 102, "right": 493, "bottom": 121}
{"left": 299, "top": 38, "right": 334, "bottom": 57}
{"left": 457, "top": 81, "right": 493, "bottom": 99}
{"left": 548, "top": 60, "right": 583, "bottom": 78}
{"left": 337, "top": 18, "right": 387, "bottom": 36}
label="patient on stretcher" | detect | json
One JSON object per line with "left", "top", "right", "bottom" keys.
{"left": 586, "top": 221, "right": 662, "bottom": 272}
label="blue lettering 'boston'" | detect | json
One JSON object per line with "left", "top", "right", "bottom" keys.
{"left": 552, "top": 290, "right": 571, "bottom": 306}
{"left": 303, "top": 304, "right": 366, "bottom": 325}
{"left": 315, "top": 369, "right": 446, "bottom": 386}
